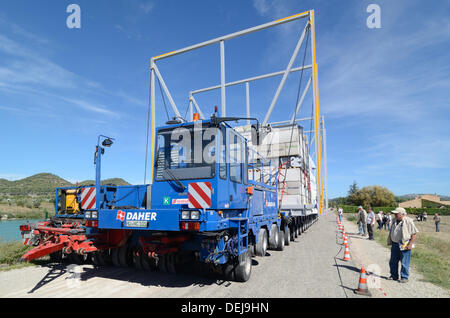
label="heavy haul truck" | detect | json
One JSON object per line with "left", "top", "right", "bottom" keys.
{"left": 20, "top": 114, "right": 317, "bottom": 282}
{"left": 19, "top": 10, "right": 322, "bottom": 282}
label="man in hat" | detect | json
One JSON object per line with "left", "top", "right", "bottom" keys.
{"left": 356, "top": 206, "right": 367, "bottom": 236}
{"left": 387, "top": 207, "right": 418, "bottom": 283}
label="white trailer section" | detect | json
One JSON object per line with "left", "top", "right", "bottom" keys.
{"left": 235, "top": 124, "right": 318, "bottom": 217}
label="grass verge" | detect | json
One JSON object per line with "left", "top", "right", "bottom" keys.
{"left": 0, "top": 241, "right": 50, "bottom": 272}
{"left": 344, "top": 213, "right": 450, "bottom": 290}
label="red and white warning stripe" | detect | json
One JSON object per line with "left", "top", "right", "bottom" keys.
{"left": 22, "top": 232, "right": 32, "bottom": 245}
{"left": 80, "top": 187, "right": 96, "bottom": 210}
{"left": 188, "top": 182, "right": 212, "bottom": 209}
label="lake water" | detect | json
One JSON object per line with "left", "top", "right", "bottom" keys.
{"left": 0, "top": 219, "right": 42, "bottom": 242}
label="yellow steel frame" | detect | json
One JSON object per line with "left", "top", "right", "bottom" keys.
{"left": 148, "top": 10, "right": 325, "bottom": 214}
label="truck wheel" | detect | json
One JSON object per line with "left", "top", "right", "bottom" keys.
{"left": 133, "top": 249, "right": 143, "bottom": 271}
{"left": 92, "top": 251, "right": 107, "bottom": 266}
{"left": 234, "top": 250, "right": 252, "bottom": 282}
{"left": 284, "top": 227, "right": 290, "bottom": 246}
{"left": 255, "top": 228, "right": 268, "bottom": 257}
{"left": 290, "top": 225, "right": 296, "bottom": 241}
{"left": 158, "top": 254, "right": 167, "bottom": 272}
{"left": 277, "top": 231, "right": 285, "bottom": 251}
{"left": 166, "top": 253, "right": 177, "bottom": 274}
{"left": 224, "top": 262, "right": 236, "bottom": 281}
{"left": 140, "top": 253, "right": 151, "bottom": 271}
{"left": 111, "top": 248, "right": 120, "bottom": 267}
{"left": 118, "top": 243, "right": 132, "bottom": 267}
{"left": 268, "top": 224, "right": 279, "bottom": 249}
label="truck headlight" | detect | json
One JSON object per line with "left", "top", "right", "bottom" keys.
{"left": 85, "top": 211, "right": 92, "bottom": 219}
{"left": 181, "top": 211, "right": 190, "bottom": 220}
{"left": 91, "top": 211, "right": 98, "bottom": 219}
{"left": 190, "top": 211, "right": 200, "bottom": 220}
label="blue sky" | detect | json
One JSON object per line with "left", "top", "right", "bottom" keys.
{"left": 0, "top": 0, "right": 449, "bottom": 198}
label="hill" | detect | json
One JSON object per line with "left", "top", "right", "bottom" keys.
{"left": 0, "top": 173, "right": 130, "bottom": 196}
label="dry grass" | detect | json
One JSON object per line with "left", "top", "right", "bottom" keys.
{"left": 0, "top": 202, "right": 52, "bottom": 219}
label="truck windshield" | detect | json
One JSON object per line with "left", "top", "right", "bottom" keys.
{"left": 155, "top": 124, "right": 218, "bottom": 181}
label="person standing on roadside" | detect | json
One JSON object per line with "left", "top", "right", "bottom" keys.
{"left": 423, "top": 211, "right": 427, "bottom": 222}
{"left": 366, "top": 209, "right": 376, "bottom": 240}
{"left": 384, "top": 213, "right": 391, "bottom": 231}
{"left": 357, "top": 206, "right": 368, "bottom": 236}
{"left": 433, "top": 213, "right": 441, "bottom": 232}
{"left": 338, "top": 207, "right": 343, "bottom": 222}
{"left": 376, "top": 211, "right": 383, "bottom": 229}
{"left": 387, "top": 207, "right": 418, "bottom": 283}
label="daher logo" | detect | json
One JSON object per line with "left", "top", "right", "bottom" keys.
{"left": 116, "top": 210, "right": 157, "bottom": 222}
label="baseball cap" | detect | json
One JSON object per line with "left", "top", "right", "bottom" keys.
{"left": 392, "top": 207, "right": 406, "bottom": 214}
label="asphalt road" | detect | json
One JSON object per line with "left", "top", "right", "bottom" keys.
{"left": 0, "top": 212, "right": 364, "bottom": 298}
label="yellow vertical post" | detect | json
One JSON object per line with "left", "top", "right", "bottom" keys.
{"left": 150, "top": 58, "right": 156, "bottom": 184}
{"left": 310, "top": 10, "right": 324, "bottom": 214}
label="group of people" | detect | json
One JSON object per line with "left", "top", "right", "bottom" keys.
{"left": 353, "top": 207, "right": 392, "bottom": 240}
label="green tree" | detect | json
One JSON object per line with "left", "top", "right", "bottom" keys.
{"left": 348, "top": 181, "right": 359, "bottom": 196}
{"left": 350, "top": 185, "right": 396, "bottom": 208}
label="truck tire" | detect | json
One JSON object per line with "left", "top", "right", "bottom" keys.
{"left": 111, "top": 248, "right": 121, "bottom": 267}
{"left": 166, "top": 253, "right": 177, "bottom": 274}
{"left": 92, "top": 251, "right": 107, "bottom": 266}
{"left": 277, "top": 231, "right": 285, "bottom": 251}
{"left": 255, "top": 228, "right": 268, "bottom": 257}
{"left": 159, "top": 254, "right": 167, "bottom": 272}
{"left": 133, "top": 250, "right": 143, "bottom": 271}
{"left": 284, "top": 227, "right": 290, "bottom": 246}
{"left": 268, "top": 224, "right": 279, "bottom": 250}
{"left": 234, "top": 250, "right": 252, "bottom": 282}
{"left": 224, "top": 262, "right": 236, "bottom": 281}
{"left": 290, "top": 224, "right": 296, "bottom": 241}
{"left": 118, "top": 243, "right": 132, "bottom": 267}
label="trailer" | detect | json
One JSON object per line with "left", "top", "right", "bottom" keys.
{"left": 19, "top": 10, "right": 323, "bottom": 282}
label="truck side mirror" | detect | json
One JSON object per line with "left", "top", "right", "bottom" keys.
{"left": 251, "top": 125, "right": 260, "bottom": 146}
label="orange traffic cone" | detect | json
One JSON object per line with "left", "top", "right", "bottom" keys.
{"left": 343, "top": 243, "right": 350, "bottom": 261}
{"left": 343, "top": 235, "right": 348, "bottom": 246}
{"left": 354, "top": 267, "right": 371, "bottom": 296}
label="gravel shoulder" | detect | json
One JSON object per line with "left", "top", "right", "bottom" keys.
{"left": 340, "top": 216, "right": 450, "bottom": 298}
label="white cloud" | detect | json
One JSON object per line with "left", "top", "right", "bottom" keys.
{"left": 139, "top": 2, "right": 155, "bottom": 15}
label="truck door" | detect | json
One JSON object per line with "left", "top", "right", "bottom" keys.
{"left": 228, "top": 130, "right": 247, "bottom": 209}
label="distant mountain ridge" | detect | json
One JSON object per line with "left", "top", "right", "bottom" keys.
{"left": 0, "top": 173, "right": 130, "bottom": 196}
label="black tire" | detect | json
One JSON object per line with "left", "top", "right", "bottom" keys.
{"left": 290, "top": 225, "right": 295, "bottom": 241}
{"left": 140, "top": 252, "right": 156, "bottom": 271}
{"left": 111, "top": 248, "right": 121, "bottom": 267}
{"left": 224, "top": 262, "right": 236, "bottom": 281}
{"left": 255, "top": 228, "right": 268, "bottom": 257}
{"left": 234, "top": 250, "right": 252, "bottom": 282}
{"left": 133, "top": 250, "right": 143, "bottom": 271}
{"left": 268, "top": 224, "right": 279, "bottom": 250}
{"left": 277, "top": 231, "right": 285, "bottom": 251}
{"left": 284, "top": 227, "right": 290, "bottom": 246}
{"left": 92, "top": 251, "right": 107, "bottom": 266}
{"left": 118, "top": 243, "right": 133, "bottom": 267}
{"left": 166, "top": 253, "right": 177, "bottom": 274}
{"left": 50, "top": 251, "right": 63, "bottom": 263}
{"left": 159, "top": 254, "right": 167, "bottom": 272}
